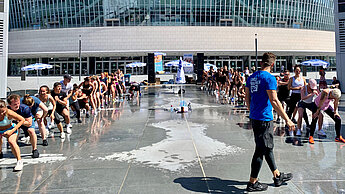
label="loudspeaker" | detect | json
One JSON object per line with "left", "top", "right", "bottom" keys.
{"left": 197, "top": 53, "right": 204, "bottom": 83}
{"left": 147, "top": 53, "right": 155, "bottom": 83}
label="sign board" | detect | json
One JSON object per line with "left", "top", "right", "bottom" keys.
{"left": 154, "top": 54, "right": 163, "bottom": 72}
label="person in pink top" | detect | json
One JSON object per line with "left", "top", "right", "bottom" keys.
{"left": 309, "top": 88, "right": 344, "bottom": 144}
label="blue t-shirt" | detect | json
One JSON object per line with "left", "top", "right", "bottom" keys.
{"left": 20, "top": 96, "right": 41, "bottom": 115}
{"left": 8, "top": 104, "right": 33, "bottom": 119}
{"left": 246, "top": 71, "right": 277, "bottom": 121}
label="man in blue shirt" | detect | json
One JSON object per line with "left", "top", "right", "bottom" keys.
{"left": 7, "top": 94, "right": 40, "bottom": 158}
{"left": 245, "top": 53, "right": 295, "bottom": 192}
{"left": 21, "top": 95, "right": 49, "bottom": 146}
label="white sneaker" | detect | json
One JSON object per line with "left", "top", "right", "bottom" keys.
{"left": 20, "top": 136, "right": 28, "bottom": 141}
{"left": 24, "top": 137, "right": 31, "bottom": 145}
{"left": 289, "top": 130, "right": 294, "bottom": 137}
{"left": 318, "top": 129, "right": 327, "bottom": 136}
{"left": 14, "top": 160, "right": 23, "bottom": 171}
{"left": 61, "top": 132, "right": 66, "bottom": 139}
{"left": 66, "top": 126, "right": 72, "bottom": 134}
{"left": 67, "top": 123, "right": 72, "bottom": 128}
{"left": 296, "top": 129, "right": 302, "bottom": 136}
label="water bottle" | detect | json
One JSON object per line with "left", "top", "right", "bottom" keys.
{"left": 170, "top": 105, "right": 174, "bottom": 112}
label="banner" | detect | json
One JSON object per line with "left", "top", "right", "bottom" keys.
{"left": 154, "top": 54, "right": 163, "bottom": 72}
{"left": 176, "top": 59, "right": 186, "bottom": 84}
{"left": 183, "top": 54, "right": 194, "bottom": 74}
{"left": 183, "top": 54, "right": 193, "bottom": 64}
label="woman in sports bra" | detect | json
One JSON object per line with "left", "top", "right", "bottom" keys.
{"left": 0, "top": 100, "right": 25, "bottom": 171}
{"left": 38, "top": 85, "right": 57, "bottom": 135}
{"left": 287, "top": 66, "right": 308, "bottom": 130}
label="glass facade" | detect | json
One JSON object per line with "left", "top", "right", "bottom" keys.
{"left": 8, "top": 55, "right": 336, "bottom": 76}
{"left": 9, "top": 0, "right": 335, "bottom": 31}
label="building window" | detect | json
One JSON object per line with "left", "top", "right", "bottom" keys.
{"left": 0, "top": 0, "right": 3, "bottom": 13}
{"left": 339, "top": 3, "right": 345, "bottom": 13}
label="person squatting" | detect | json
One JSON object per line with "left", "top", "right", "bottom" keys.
{"left": 1, "top": 70, "right": 142, "bottom": 171}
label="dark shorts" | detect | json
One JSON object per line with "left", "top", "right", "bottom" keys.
{"left": 251, "top": 119, "right": 274, "bottom": 149}
{"left": 56, "top": 106, "right": 67, "bottom": 115}
{"left": 298, "top": 101, "right": 318, "bottom": 113}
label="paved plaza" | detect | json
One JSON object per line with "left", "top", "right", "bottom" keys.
{"left": 1, "top": 85, "right": 345, "bottom": 193}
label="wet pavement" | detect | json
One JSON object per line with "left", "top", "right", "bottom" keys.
{"left": 1, "top": 85, "right": 345, "bottom": 194}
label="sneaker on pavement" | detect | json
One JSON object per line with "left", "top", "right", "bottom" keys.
{"left": 32, "top": 149, "right": 39, "bottom": 158}
{"left": 20, "top": 136, "right": 28, "bottom": 141}
{"left": 42, "top": 139, "right": 48, "bottom": 146}
{"left": 61, "top": 132, "right": 66, "bottom": 139}
{"left": 273, "top": 172, "right": 293, "bottom": 187}
{"left": 309, "top": 136, "right": 315, "bottom": 144}
{"left": 67, "top": 123, "right": 72, "bottom": 128}
{"left": 246, "top": 181, "right": 268, "bottom": 192}
{"left": 66, "top": 126, "right": 72, "bottom": 134}
{"left": 335, "top": 136, "right": 345, "bottom": 143}
{"left": 318, "top": 129, "right": 327, "bottom": 137}
{"left": 24, "top": 137, "right": 31, "bottom": 145}
{"left": 77, "top": 119, "right": 82, "bottom": 123}
{"left": 14, "top": 160, "right": 23, "bottom": 171}
{"left": 86, "top": 113, "right": 90, "bottom": 118}
{"left": 296, "top": 129, "right": 302, "bottom": 136}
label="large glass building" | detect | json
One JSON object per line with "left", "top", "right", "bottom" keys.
{"left": 7, "top": 0, "right": 336, "bottom": 78}
{"left": 9, "top": 0, "right": 334, "bottom": 30}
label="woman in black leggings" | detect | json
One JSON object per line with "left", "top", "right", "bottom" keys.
{"left": 287, "top": 66, "right": 309, "bottom": 135}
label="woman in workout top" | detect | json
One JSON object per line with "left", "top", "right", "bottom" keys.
{"left": 287, "top": 66, "right": 307, "bottom": 120}
{"left": 0, "top": 100, "right": 25, "bottom": 171}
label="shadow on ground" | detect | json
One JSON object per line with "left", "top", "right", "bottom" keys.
{"left": 174, "top": 177, "right": 247, "bottom": 193}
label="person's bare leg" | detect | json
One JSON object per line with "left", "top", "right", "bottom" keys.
{"left": 36, "top": 114, "right": 46, "bottom": 140}
{"left": 28, "top": 128, "right": 37, "bottom": 150}
{"left": 57, "top": 123, "right": 63, "bottom": 133}
{"left": 318, "top": 113, "right": 324, "bottom": 131}
{"left": 8, "top": 134, "right": 21, "bottom": 161}
{"left": 292, "top": 107, "right": 298, "bottom": 121}
{"left": 62, "top": 109, "right": 70, "bottom": 124}
{"left": 297, "top": 108, "right": 304, "bottom": 130}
